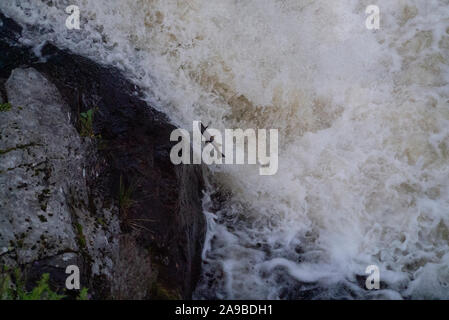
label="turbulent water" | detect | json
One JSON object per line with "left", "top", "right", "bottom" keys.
{"left": 2, "top": 0, "right": 449, "bottom": 299}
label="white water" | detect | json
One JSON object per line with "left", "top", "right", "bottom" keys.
{"left": 2, "top": 0, "right": 449, "bottom": 299}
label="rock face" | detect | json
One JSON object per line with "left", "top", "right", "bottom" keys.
{"left": 0, "top": 12, "right": 205, "bottom": 299}
{"left": 0, "top": 68, "right": 118, "bottom": 299}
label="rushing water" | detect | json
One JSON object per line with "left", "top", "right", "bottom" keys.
{"left": 2, "top": 0, "right": 449, "bottom": 299}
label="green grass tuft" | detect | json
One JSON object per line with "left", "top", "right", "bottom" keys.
{"left": 119, "top": 175, "right": 137, "bottom": 217}
{"left": 0, "top": 267, "right": 64, "bottom": 300}
{"left": 79, "top": 108, "right": 97, "bottom": 138}
{"left": 77, "top": 287, "right": 89, "bottom": 300}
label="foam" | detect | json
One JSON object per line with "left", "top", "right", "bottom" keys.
{"left": 2, "top": 0, "right": 448, "bottom": 299}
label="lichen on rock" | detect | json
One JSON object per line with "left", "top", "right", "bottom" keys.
{"left": 0, "top": 67, "right": 119, "bottom": 298}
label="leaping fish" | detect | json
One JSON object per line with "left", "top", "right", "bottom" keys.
{"left": 199, "top": 122, "right": 225, "bottom": 159}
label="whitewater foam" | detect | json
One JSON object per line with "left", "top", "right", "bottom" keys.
{"left": 2, "top": 0, "right": 448, "bottom": 299}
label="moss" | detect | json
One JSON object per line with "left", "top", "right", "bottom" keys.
{"left": 0, "top": 102, "right": 11, "bottom": 112}
{"left": 33, "top": 164, "right": 51, "bottom": 183}
{"left": 0, "top": 143, "right": 40, "bottom": 155}
{"left": 96, "top": 217, "right": 106, "bottom": 227}
{"left": 151, "top": 282, "right": 181, "bottom": 300}
{"left": 38, "top": 215, "right": 48, "bottom": 223}
{"left": 37, "top": 188, "right": 51, "bottom": 212}
{"left": 75, "top": 223, "right": 87, "bottom": 248}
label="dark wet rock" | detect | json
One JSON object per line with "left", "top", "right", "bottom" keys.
{"left": 0, "top": 12, "right": 205, "bottom": 299}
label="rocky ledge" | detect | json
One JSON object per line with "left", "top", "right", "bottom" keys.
{"left": 0, "top": 12, "right": 205, "bottom": 299}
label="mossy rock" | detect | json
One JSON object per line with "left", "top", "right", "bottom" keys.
{"left": 150, "top": 282, "right": 181, "bottom": 300}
